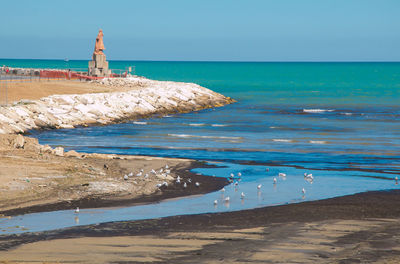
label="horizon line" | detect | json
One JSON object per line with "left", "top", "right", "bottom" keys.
{"left": 1, "top": 58, "right": 400, "bottom": 63}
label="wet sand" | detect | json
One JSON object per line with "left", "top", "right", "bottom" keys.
{"left": 1, "top": 190, "right": 399, "bottom": 263}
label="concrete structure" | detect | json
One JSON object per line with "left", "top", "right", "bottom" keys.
{"left": 88, "top": 29, "right": 111, "bottom": 77}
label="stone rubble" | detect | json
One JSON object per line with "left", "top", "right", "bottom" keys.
{"left": 0, "top": 77, "right": 234, "bottom": 134}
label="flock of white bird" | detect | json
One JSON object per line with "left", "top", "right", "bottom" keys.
{"left": 75, "top": 163, "right": 202, "bottom": 214}
{"left": 213, "top": 169, "right": 315, "bottom": 206}
{"left": 74, "top": 167, "right": 399, "bottom": 214}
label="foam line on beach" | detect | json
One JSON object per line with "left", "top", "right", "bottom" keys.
{"left": 0, "top": 77, "right": 235, "bottom": 134}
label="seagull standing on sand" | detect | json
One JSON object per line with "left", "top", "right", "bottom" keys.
{"left": 123, "top": 174, "right": 129, "bottom": 181}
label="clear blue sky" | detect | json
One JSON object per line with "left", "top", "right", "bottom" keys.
{"left": 1, "top": 0, "right": 399, "bottom": 61}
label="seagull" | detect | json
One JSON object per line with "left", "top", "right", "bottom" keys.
{"left": 156, "top": 183, "right": 162, "bottom": 188}
{"left": 140, "top": 168, "right": 144, "bottom": 173}
{"left": 234, "top": 181, "right": 239, "bottom": 186}
{"left": 278, "top": 173, "right": 286, "bottom": 177}
{"left": 224, "top": 196, "right": 230, "bottom": 202}
{"left": 230, "top": 173, "right": 234, "bottom": 178}
{"left": 302, "top": 188, "right": 306, "bottom": 194}
{"left": 241, "top": 192, "right": 245, "bottom": 199}
{"left": 136, "top": 172, "right": 142, "bottom": 177}
{"left": 162, "top": 181, "right": 168, "bottom": 187}
{"left": 176, "top": 178, "right": 181, "bottom": 184}
{"left": 273, "top": 177, "right": 277, "bottom": 184}
{"left": 177, "top": 176, "right": 181, "bottom": 181}
{"left": 75, "top": 207, "right": 80, "bottom": 213}
{"left": 183, "top": 182, "right": 187, "bottom": 188}
{"left": 195, "top": 182, "right": 200, "bottom": 187}
{"left": 128, "top": 172, "right": 133, "bottom": 177}
{"left": 395, "top": 176, "right": 398, "bottom": 181}
{"left": 144, "top": 173, "right": 149, "bottom": 178}
{"left": 221, "top": 187, "right": 225, "bottom": 192}
{"left": 214, "top": 200, "right": 218, "bottom": 205}
{"left": 159, "top": 168, "right": 163, "bottom": 173}
{"left": 238, "top": 172, "right": 242, "bottom": 177}
{"left": 165, "top": 164, "right": 169, "bottom": 169}
{"left": 123, "top": 174, "right": 129, "bottom": 181}
{"left": 151, "top": 169, "right": 156, "bottom": 174}
{"left": 257, "top": 184, "right": 262, "bottom": 190}
{"left": 165, "top": 169, "right": 171, "bottom": 174}
{"left": 188, "top": 178, "right": 192, "bottom": 183}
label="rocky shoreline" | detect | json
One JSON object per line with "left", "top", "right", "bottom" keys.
{"left": 0, "top": 76, "right": 235, "bottom": 134}
{"left": 0, "top": 76, "right": 233, "bottom": 215}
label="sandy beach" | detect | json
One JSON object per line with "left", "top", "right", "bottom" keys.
{"left": 1, "top": 190, "right": 399, "bottom": 263}
{"left": 0, "top": 78, "right": 399, "bottom": 264}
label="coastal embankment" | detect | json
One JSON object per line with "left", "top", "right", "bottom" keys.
{"left": 0, "top": 76, "right": 234, "bottom": 134}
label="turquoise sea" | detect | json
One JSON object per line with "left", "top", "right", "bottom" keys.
{"left": 1, "top": 59, "right": 400, "bottom": 233}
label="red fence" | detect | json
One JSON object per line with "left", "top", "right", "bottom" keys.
{"left": 39, "top": 70, "right": 123, "bottom": 80}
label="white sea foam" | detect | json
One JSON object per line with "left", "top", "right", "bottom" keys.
{"left": 133, "top": 121, "right": 147, "bottom": 125}
{"left": 189, "top": 123, "right": 206, "bottom": 126}
{"left": 168, "top": 134, "right": 241, "bottom": 140}
{"left": 303, "top": 109, "right": 334, "bottom": 113}
{"left": 272, "top": 139, "right": 293, "bottom": 143}
{"left": 211, "top": 124, "right": 229, "bottom": 127}
{"left": 309, "top": 140, "right": 327, "bottom": 144}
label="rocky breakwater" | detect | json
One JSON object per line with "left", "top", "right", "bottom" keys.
{"left": 0, "top": 77, "right": 235, "bottom": 134}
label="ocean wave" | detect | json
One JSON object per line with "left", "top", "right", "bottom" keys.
{"left": 309, "top": 140, "right": 327, "bottom": 144}
{"left": 272, "top": 139, "right": 293, "bottom": 143}
{"left": 211, "top": 124, "right": 229, "bottom": 127}
{"left": 303, "top": 109, "right": 335, "bottom": 113}
{"left": 188, "top": 123, "right": 206, "bottom": 126}
{"left": 133, "top": 121, "right": 147, "bottom": 125}
{"left": 168, "top": 134, "right": 242, "bottom": 140}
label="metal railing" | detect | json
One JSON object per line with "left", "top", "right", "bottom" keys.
{"left": 0, "top": 65, "right": 137, "bottom": 106}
